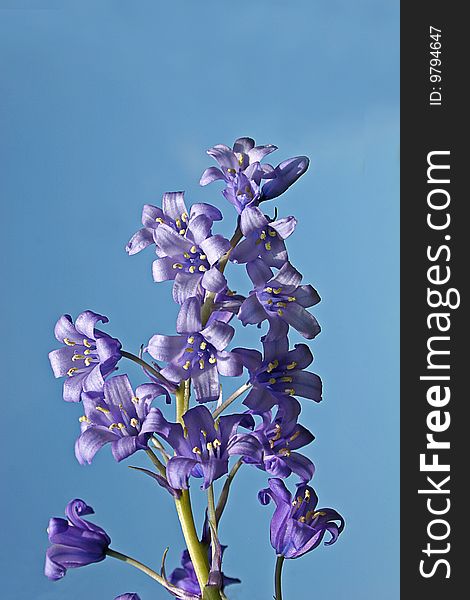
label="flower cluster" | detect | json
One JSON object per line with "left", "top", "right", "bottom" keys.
{"left": 45, "top": 137, "right": 344, "bottom": 600}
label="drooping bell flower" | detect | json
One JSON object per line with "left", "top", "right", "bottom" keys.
{"left": 147, "top": 297, "right": 242, "bottom": 403}
{"left": 49, "top": 311, "right": 122, "bottom": 402}
{"left": 258, "top": 479, "right": 344, "bottom": 559}
{"left": 75, "top": 374, "right": 168, "bottom": 464}
{"left": 238, "top": 260, "right": 321, "bottom": 341}
{"left": 168, "top": 547, "right": 240, "bottom": 598}
{"left": 230, "top": 203, "right": 297, "bottom": 267}
{"left": 151, "top": 405, "right": 262, "bottom": 489}
{"left": 45, "top": 499, "right": 111, "bottom": 580}
{"left": 115, "top": 595, "right": 141, "bottom": 600}
{"left": 244, "top": 400, "right": 315, "bottom": 481}
{"left": 261, "top": 156, "right": 310, "bottom": 200}
{"left": 233, "top": 336, "right": 322, "bottom": 412}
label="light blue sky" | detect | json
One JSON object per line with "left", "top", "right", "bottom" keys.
{"left": 1, "top": 2, "right": 399, "bottom": 599}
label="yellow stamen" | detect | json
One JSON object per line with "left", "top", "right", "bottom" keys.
{"left": 79, "top": 415, "right": 89, "bottom": 423}
{"left": 277, "top": 309, "right": 284, "bottom": 316}
{"left": 72, "top": 354, "right": 85, "bottom": 361}
{"left": 264, "top": 286, "right": 273, "bottom": 293}
{"left": 268, "top": 230, "right": 277, "bottom": 237}
{"left": 179, "top": 229, "right": 186, "bottom": 235}
{"left": 83, "top": 339, "right": 92, "bottom": 348}
{"left": 200, "top": 254, "right": 207, "bottom": 260}
{"left": 175, "top": 219, "right": 181, "bottom": 228}
{"left": 213, "top": 438, "right": 221, "bottom": 448}
{"left": 266, "top": 360, "right": 279, "bottom": 373}
{"left": 189, "top": 265, "right": 196, "bottom": 273}
{"left": 109, "top": 423, "right": 119, "bottom": 430}
{"left": 187, "top": 336, "right": 195, "bottom": 344}
{"left": 200, "top": 341, "right": 207, "bottom": 350}
{"left": 130, "top": 418, "right": 139, "bottom": 428}
{"left": 172, "top": 263, "right": 183, "bottom": 269}
{"left": 286, "top": 361, "right": 297, "bottom": 370}
{"left": 84, "top": 349, "right": 92, "bottom": 355}
{"left": 84, "top": 357, "right": 94, "bottom": 367}
{"left": 63, "top": 338, "right": 76, "bottom": 346}
{"left": 198, "top": 265, "right": 207, "bottom": 272}
{"left": 96, "top": 406, "right": 110, "bottom": 414}
{"left": 238, "top": 154, "right": 244, "bottom": 166}
{"left": 117, "top": 423, "right": 126, "bottom": 430}
{"left": 264, "top": 242, "right": 272, "bottom": 251}
{"left": 67, "top": 367, "right": 78, "bottom": 377}
{"left": 155, "top": 217, "right": 164, "bottom": 224}
{"left": 260, "top": 231, "right": 267, "bottom": 240}
{"left": 278, "top": 448, "right": 291, "bottom": 457}
{"left": 304, "top": 489, "right": 311, "bottom": 502}
{"left": 190, "top": 245, "right": 197, "bottom": 254}
{"left": 183, "top": 252, "right": 190, "bottom": 259}
{"left": 273, "top": 287, "right": 282, "bottom": 294}
{"left": 185, "top": 347, "right": 194, "bottom": 353}
{"left": 193, "top": 446, "right": 201, "bottom": 454}
{"left": 199, "top": 358, "right": 205, "bottom": 370}
{"left": 290, "top": 430, "right": 301, "bottom": 442}
{"left": 268, "top": 377, "right": 276, "bottom": 385}
{"left": 284, "top": 388, "right": 296, "bottom": 395}
{"left": 280, "top": 376, "right": 293, "bottom": 383}
{"left": 183, "top": 360, "right": 191, "bottom": 370}
{"left": 131, "top": 396, "right": 140, "bottom": 404}
{"left": 288, "top": 296, "right": 296, "bottom": 302}
{"left": 277, "top": 302, "right": 287, "bottom": 308}
{"left": 208, "top": 356, "right": 217, "bottom": 364}
{"left": 181, "top": 212, "right": 188, "bottom": 222}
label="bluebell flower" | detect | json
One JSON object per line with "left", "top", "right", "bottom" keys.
{"left": 244, "top": 400, "right": 315, "bottom": 481}
{"left": 45, "top": 499, "right": 111, "bottom": 580}
{"left": 233, "top": 337, "right": 322, "bottom": 411}
{"left": 75, "top": 374, "right": 168, "bottom": 463}
{"left": 147, "top": 297, "right": 243, "bottom": 403}
{"left": 238, "top": 260, "right": 321, "bottom": 340}
{"left": 49, "top": 311, "right": 122, "bottom": 402}
{"left": 230, "top": 203, "right": 297, "bottom": 267}
{"left": 151, "top": 405, "right": 262, "bottom": 489}
{"left": 258, "top": 479, "right": 344, "bottom": 559}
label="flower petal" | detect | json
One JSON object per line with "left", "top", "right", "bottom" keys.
{"left": 152, "top": 256, "right": 177, "bottom": 282}
{"left": 173, "top": 272, "right": 203, "bottom": 305}
{"left": 200, "top": 235, "right": 231, "bottom": 265}
{"left": 246, "top": 259, "right": 273, "bottom": 287}
{"left": 75, "top": 427, "right": 117, "bottom": 465}
{"left": 238, "top": 294, "right": 266, "bottom": 326}
{"left": 177, "top": 297, "right": 202, "bottom": 334}
{"left": 200, "top": 166, "right": 225, "bottom": 186}
{"left": 75, "top": 311, "right": 108, "bottom": 341}
{"left": 147, "top": 334, "right": 186, "bottom": 362}
{"left": 162, "top": 192, "right": 187, "bottom": 222}
{"left": 126, "top": 228, "right": 154, "bottom": 255}
{"left": 240, "top": 204, "right": 267, "bottom": 236}
{"left": 202, "top": 267, "right": 227, "bottom": 293}
{"left": 111, "top": 436, "right": 141, "bottom": 462}
{"left": 166, "top": 457, "right": 198, "bottom": 489}
{"left": 283, "top": 304, "right": 321, "bottom": 339}
{"left": 215, "top": 351, "right": 243, "bottom": 377}
{"left": 201, "top": 320, "right": 234, "bottom": 351}
{"left": 191, "top": 365, "right": 220, "bottom": 403}
{"left": 154, "top": 223, "right": 193, "bottom": 256}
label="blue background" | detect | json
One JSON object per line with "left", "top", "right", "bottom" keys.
{"left": 0, "top": 1, "right": 399, "bottom": 599}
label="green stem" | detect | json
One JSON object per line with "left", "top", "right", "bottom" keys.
{"left": 106, "top": 548, "right": 167, "bottom": 586}
{"left": 212, "top": 382, "right": 251, "bottom": 420}
{"left": 173, "top": 382, "right": 221, "bottom": 600}
{"left": 121, "top": 350, "right": 173, "bottom": 388}
{"left": 274, "top": 555, "right": 285, "bottom": 600}
{"left": 145, "top": 448, "right": 166, "bottom": 476}
{"left": 207, "top": 484, "right": 218, "bottom": 535}
{"left": 215, "top": 459, "right": 243, "bottom": 523}
{"left": 151, "top": 435, "right": 169, "bottom": 464}
{"left": 201, "top": 227, "right": 242, "bottom": 327}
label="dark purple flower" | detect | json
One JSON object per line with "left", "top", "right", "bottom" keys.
{"left": 49, "top": 311, "right": 122, "bottom": 403}
{"left": 233, "top": 337, "right": 322, "bottom": 412}
{"left": 244, "top": 400, "right": 315, "bottom": 482}
{"left": 147, "top": 297, "right": 243, "bottom": 403}
{"left": 45, "top": 499, "right": 111, "bottom": 580}
{"left": 169, "top": 547, "right": 240, "bottom": 598}
{"left": 75, "top": 374, "right": 167, "bottom": 464}
{"left": 152, "top": 405, "right": 262, "bottom": 489}
{"left": 258, "top": 479, "right": 344, "bottom": 559}
{"left": 230, "top": 203, "right": 297, "bottom": 267}
{"left": 238, "top": 260, "right": 321, "bottom": 341}
{"left": 115, "top": 595, "right": 141, "bottom": 600}
{"left": 200, "top": 137, "right": 276, "bottom": 214}
{"left": 261, "top": 156, "right": 310, "bottom": 201}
